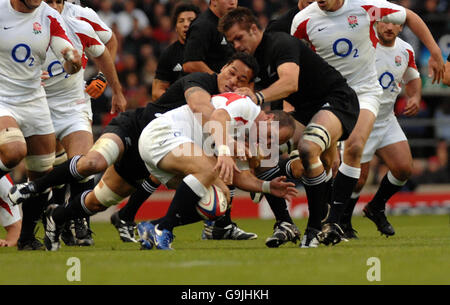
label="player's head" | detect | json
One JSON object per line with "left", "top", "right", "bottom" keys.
{"left": 45, "top": 0, "right": 64, "bottom": 13}
{"left": 19, "top": 0, "right": 43, "bottom": 11}
{"left": 172, "top": 3, "right": 200, "bottom": 44}
{"left": 316, "top": 0, "right": 344, "bottom": 12}
{"left": 219, "top": 7, "right": 262, "bottom": 55}
{"left": 217, "top": 52, "right": 259, "bottom": 92}
{"left": 376, "top": 21, "right": 403, "bottom": 46}
{"left": 298, "top": 0, "right": 315, "bottom": 10}
{"left": 210, "top": 0, "right": 238, "bottom": 18}
{"left": 254, "top": 110, "right": 296, "bottom": 148}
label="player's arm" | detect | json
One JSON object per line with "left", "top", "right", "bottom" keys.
{"left": 443, "top": 57, "right": 450, "bottom": 86}
{"left": 104, "top": 32, "right": 118, "bottom": 61}
{"left": 152, "top": 79, "right": 171, "bottom": 101}
{"left": 209, "top": 109, "right": 240, "bottom": 185}
{"left": 238, "top": 62, "right": 299, "bottom": 104}
{"left": 402, "top": 78, "right": 422, "bottom": 117}
{"left": 1, "top": 221, "right": 21, "bottom": 247}
{"left": 233, "top": 170, "right": 298, "bottom": 201}
{"left": 185, "top": 86, "right": 215, "bottom": 124}
{"left": 403, "top": 9, "right": 444, "bottom": 84}
{"left": 90, "top": 48, "right": 126, "bottom": 113}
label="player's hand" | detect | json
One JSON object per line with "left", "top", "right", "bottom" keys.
{"left": 85, "top": 72, "right": 107, "bottom": 99}
{"left": 428, "top": 51, "right": 445, "bottom": 84}
{"left": 61, "top": 47, "right": 82, "bottom": 74}
{"left": 214, "top": 155, "right": 240, "bottom": 185}
{"left": 403, "top": 98, "right": 420, "bottom": 116}
{"left": 40, "top": 71, "right": 50, "bottom": 86}
{"left": 235, "top": 87, "right": 257, "bottom": 104}
{"left": 268, "top": 176, "right": 298, "bottom": 201}
{"left": 110, "top": 91, "right": 127, "bottom": 114}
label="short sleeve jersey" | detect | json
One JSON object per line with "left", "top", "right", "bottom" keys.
{"left": 62, "top": 1, "right": 112, "bottom": 44}
{"left": 183, "top": 8, "right": 234, "bottom": 73}
{"left": 254, "top": 31, "right": 347, "bottom": 109}
{"left": 375, "top": 37, "right": 419, "bottom": 120}
{"left": 0, "top": 1, "right": 73, "bottom": 102}
{"left": 291, "top": 0, "right": 406, "bottom": 96}
{"left": 43, "top": 16, "right": 105, "bottom": 107}
{"left": 155, "top": 40, "right": 185, "bottom": 84}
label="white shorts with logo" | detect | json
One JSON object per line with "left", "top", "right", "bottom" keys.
{"left": 0, "top": 96, "right": 54, "bottom": 137}
{"left": 361, "top": 114, "right": 407, "bottom": 163}
{"left": 357, "top": 90, "right": 382, "bottom": 118}
{"left": 0, "top": 176, "right": 21, "bottom": 227}
{"left": 48, "top": 96, "right": 93, "bottom": 140}
{"left": 138, "top": 116, "right": 196, "bottom": 185}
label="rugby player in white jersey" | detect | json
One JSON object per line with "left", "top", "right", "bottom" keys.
{"left": 0, "top": 0, "right": 81, "bottom": 250}
{"left": 0, "top": 176, "right": 21, "bottom": 247}
{"left": 291, "top": 0, "right": 444, "bottom": 245}
{"left": 38, "top": 0, "right": 126, "bottom": 247}
{"left": 340, "top": 20, "right": 421, "bottom": 239}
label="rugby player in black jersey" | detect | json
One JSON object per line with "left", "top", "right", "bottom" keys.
{"left": 219, "top": 7, "right": 360, "bottom": 247}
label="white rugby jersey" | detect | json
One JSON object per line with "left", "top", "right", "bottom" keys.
{"left": 291, "top": 0, "right": 406, "bottom": 96}
{"left": 375, "top": 37, "right": 420, "bottom": 121}
{"left": 62, "top": 2, "right": 112, "bottom": 45}
{"left": 43, "top": 16, "right": 105, "bottom": 110}
{"left": 0, "top": 0, "right": 74, "bottom": 102}
{"left": 162, "top": 93, "right": 261, "bottom": 150}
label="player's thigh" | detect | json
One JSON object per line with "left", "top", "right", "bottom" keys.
{"left": 376, "top": 141, "right": 412, "bottom": 175}
{"left": 345, "top": 109, "right": 376, "bottom": 147}
{"left": 60, "top": 130, "right": 94, "bottom": 157}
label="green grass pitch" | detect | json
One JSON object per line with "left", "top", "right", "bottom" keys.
{"left": 1, "top": 214, "right": 449, "bottom": 285}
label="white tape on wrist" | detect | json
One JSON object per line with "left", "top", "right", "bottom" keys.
{"left": 262, "top": 181, "right": 271, "bottom": 194}
{"left": 218, "top": 145, "right": 231, "bottom": 156}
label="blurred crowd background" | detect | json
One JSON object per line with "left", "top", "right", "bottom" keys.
{"left": 13, "top": 0, "right": 450, "bottom": 190}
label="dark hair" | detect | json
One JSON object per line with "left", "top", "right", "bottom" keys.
{"left": 266, "top": 110, "right": 296, "bottom": 131}
{"left": 172, "top": 2, "right": 201, "bottom": 28}
{"left": 226, "top": 52, "right": 260, "bottom": 82}
{"left": 218, "top": 7, "right": 261, "bottom": 34}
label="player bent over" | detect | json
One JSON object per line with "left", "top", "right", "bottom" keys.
{"left": 137, "top": 93, "right": 298, "bottom": 250}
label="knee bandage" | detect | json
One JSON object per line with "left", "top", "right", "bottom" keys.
{"left": 93, "top": 180, "right": 125, "bottom": 207}
{"left": 302, "top": 123, "right": 331, "bottom": 152}
{"left": 25, "top": 153, "right": 56, "bottom": 172}
{"left": 54, "top": 150, "right": 68, "bottom": 166}
{"left": 90, "top": 138, "right": 120, "bottom": 166}
{"left": 0, "top": 127, "right": 26, "bottom": 145}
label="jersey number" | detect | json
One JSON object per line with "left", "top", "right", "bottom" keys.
{"left": 333, "top": 38, "right": 359, "bottom": 58}
{"left": 11, "top": 44, "right": 35, "bottom": 67}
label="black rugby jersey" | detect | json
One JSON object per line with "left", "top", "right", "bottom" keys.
{"left": 155, "top": 40, "right": 185, "bottom": 84}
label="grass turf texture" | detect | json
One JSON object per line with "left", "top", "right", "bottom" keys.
{"left": 1, "top": 214, "right": 449, "bottom": 285}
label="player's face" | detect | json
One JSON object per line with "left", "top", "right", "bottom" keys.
{"left": 316, "top": 0, "right": 344, "bottom": 12}
{"left": 376, "top": 21, "right": 402, "bottom": 46}
{"left": 218, "top": 59, "right": 254, "bottom": 92}
{"left": 298, "top": 0, "right": 315, "bottom": 10}
{"left": 21, "top": 0, "right": 43, "bottom": 10}
{"left": 176, "top": 11, "right": 197, "bottom": 44}
{"left": 224, "top": 23, "right": 259, "bottom": 55}
{"left": 45, "top": 0, "right": 64, "bottom": 13}
{"left": 212, "top": 0, "right": 238, "bottom": 17}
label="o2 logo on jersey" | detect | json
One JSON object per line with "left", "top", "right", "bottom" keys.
{"left": 333, "top": 38, "right": 359, "bottom": 58}
{"left": 11, "top": 43, "right": 35, "bottom": 67}
{"left": 378, "top": 71, "right": 396, "bottom": 92}
{"left": 48, "top": 60, "right": 70, "bottom": 78}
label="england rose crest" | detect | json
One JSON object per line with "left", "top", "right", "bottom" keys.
{"left": 348, "top": 16, "right": 358, "bottom": 28}
{"left": 395, "top": 56, "right": 402, "bottom": 66}
{"left": 33, "top": 22, "right": 42, "bottom": 34}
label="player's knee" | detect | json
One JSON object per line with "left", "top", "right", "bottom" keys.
{"left": 290, "top": 159, "right": 304, "bottom": 178}
{"left": 391, "top": 166, "right": 412, "bottom": 182}
{"left": 344, "top": 138, "right": 365, "bottom": 161}
{"left": 24, "top": 153, "right": 55, "bottom": 173}
{"left": 78, "top": 154, "right": 108, "bottom": 176}
{"left": 298, "top": 142, "right": 321, "bottom": 170}
{"left": 1, "top": 143, "right": 27, "bottom": 168}
{"left": 93, "top": 181, "right": 125, "bottom": 209}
